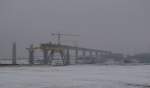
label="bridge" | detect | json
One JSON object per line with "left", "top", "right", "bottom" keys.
{"left": 26, "top": 43, "right": 112, "bottom": 65}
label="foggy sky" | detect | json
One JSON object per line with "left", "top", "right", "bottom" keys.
{"left": 0, "top": 0, "right": 150, "bottom": 57}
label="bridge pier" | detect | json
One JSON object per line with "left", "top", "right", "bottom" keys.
{"left": 65, "top": 48, "right": 70, "bottom": 65}
{"left": 95, "top": 51, "right": 98, "bottom": 57}
{"left": 12, "top": 42, "right": 17, "bottom": 65}
{"left": 89, "top": 51, "right": 93, "bottom": 56}
{"left": 28, "top": 44, "right": 34, "bottom": 65}
{"left": 75, "top": 48, "right": 79, "bottom": 64}
{"left": 82, "top": 50, "right": 86, "bottom": 57}
{"left": 43, "top": 49, "right": 49, "bottom": 65}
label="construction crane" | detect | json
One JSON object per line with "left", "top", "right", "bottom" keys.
{"left": 51, "top": 32, "right": 80, "bottom": 45}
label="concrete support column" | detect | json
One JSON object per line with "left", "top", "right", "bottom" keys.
{"left": 43, "top": 49, "right": 49, "bottom": 65}
{"left": 75, "top": 48, "right": 79, "bottom": 64}
{"left": 99, "top": 52, "right": 103, "bottom": 60}
{"left": 29, "top": 44, "right": 34, "bottom": 65}
{"left": 94, "top": 51, "right": 99, "bottom": 63}
{"left": 66, "top": 48, "right": 70, "bottom": 65}
{"left": 95, "top": 51, "right": 98, "bottom": 57}
{"left": 82, "top": 50, "right": 86, "bottom": 57}
{"left": 89, "top": 51, "right": 93, "bottom": 56}
{"left": 12, "top": 42, "right": 17, "bottom": 65}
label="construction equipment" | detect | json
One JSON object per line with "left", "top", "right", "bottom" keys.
{"left": 51, "top": 32, "right": 80, "bottom": 45}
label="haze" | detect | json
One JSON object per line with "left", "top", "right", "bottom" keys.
{"left": 0, "top": 0, "right": 150, "bottom": 57}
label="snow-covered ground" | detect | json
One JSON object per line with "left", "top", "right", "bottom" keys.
{"left": 0, "top": 65, "right": 150, "bottom": 88}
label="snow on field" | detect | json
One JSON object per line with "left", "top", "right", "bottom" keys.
{"left": 0, "top": 65, "right": 150, "bottom": 88}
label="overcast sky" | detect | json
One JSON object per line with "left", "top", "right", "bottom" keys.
{"left": 0, "top": 0, "right": 150, "bottom": 57}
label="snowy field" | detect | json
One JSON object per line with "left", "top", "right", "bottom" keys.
{"left": 0, "top": 65, "right": 150, "bottom": 88}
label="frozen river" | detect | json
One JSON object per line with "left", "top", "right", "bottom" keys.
{"left": 0, "top": 65, "right": 150, "bottom": 88}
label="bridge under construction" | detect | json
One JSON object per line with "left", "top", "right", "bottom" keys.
{"left": 26, "top": 42, "right": 112, "bottom": 66}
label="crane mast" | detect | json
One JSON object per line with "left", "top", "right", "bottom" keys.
{"left": 51, "top": 32, "right": 79, "bottom": 45}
